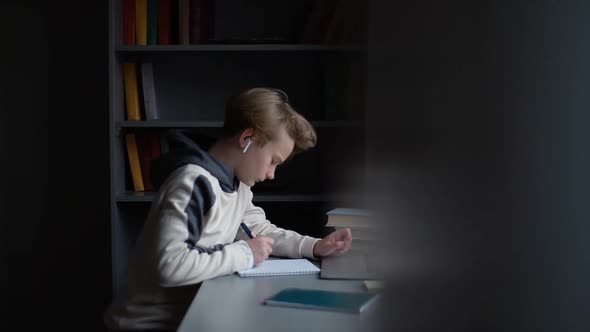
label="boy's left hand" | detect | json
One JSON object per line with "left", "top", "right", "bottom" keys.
{"left": 313, "top": 228, "right": 352, "bottom": 258}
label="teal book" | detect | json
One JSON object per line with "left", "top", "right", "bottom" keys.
{"left": 264, "top": 288, "right": 379, "bottom": 313}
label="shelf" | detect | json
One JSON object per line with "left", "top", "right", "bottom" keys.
{"left": 116, "top": 121, "right": 223, "bottom": 128}
{"left": 116, "top": 192, "right": 156, "bottom": 202}
{"left": 115, "top": 44, "right": 362, "bottom": 53}
{"left": 115, "top": 120, "right": 360, "bottom": 129}
{"left": 116, "top": 192, "right": 354, "bottom": 203}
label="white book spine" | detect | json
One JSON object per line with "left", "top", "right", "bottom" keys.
{"left": 141, "top": 62, "right": 159, "bottom": 120}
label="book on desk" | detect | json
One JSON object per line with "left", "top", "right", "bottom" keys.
{"left": 322, "top": 208, "right": 386, "bottom": 281}
{"left": 264, "top": 288, "right": 379, "bottom": 313}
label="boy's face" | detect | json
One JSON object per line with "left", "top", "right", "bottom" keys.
{"left": 237, "top": 127, "right": 294, "bottom": 187}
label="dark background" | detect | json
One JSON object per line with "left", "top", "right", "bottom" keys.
{"left": 1, "top": 0, "right": 110, "bottom": 329}
{"left": 1, "top": 0, "right": 588, "bottom": 331}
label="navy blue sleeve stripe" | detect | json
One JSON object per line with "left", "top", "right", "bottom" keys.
{"left": 184, "top": 175, "right": 216, "bottom": 249}
{"left": 189, "top": 243, "right": 226, "bottom": 253}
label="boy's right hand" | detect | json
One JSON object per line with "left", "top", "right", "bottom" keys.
{"left": 246, "top": 236, "right": 274, "bottom": 265}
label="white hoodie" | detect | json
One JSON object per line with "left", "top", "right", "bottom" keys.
{"left": 104, "top": 130, "right": 318, "bottom": 330}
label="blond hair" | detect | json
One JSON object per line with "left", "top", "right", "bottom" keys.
{"left": 223, "top": 87, "right": 317, "bottom": 154}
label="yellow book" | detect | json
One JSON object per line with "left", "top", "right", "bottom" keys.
{"left": 125, "top": 133, "right": 145, "bottom": 192}
{"left": 135, "top": 0, "right": 147, "bottom": 45}
{"left": 123, "top": 63, "right": 141, "bottom": 121}
{"left": 178, "top": 0, "right": 190, "bottom": 45}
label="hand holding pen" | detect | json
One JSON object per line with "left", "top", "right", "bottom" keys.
{"left": 241, "top": 222, "right": 274, "bottom": 265}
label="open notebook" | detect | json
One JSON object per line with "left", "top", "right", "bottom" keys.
{"left": 237, "top": 259, "right": 320, "bottom": 277}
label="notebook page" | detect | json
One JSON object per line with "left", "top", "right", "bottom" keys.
{"left": 237, "top": 259, "right": 320, "bottom": 277}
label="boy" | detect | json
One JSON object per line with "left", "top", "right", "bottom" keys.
{"left": 104, "top": 87, "right": 353, "bottom": 331}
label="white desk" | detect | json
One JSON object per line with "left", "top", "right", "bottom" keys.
{"left": 177, "top": 272, "right": 384, "bottom": 332}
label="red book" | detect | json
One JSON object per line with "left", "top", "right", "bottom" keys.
{"left": 158, "top": 0, "right": 171, "bottom": 44}
{"left": 149, "top": 132, "right": 162, "bottom": 163}
{"left": 123, "top": 0, "right": 136, "bottom": 45}
{"left": 140, "top": 131, "right": 163, "bottom": 192}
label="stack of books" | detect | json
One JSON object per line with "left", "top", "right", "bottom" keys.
{"left": 325, "top": 208, "right": 377, "bottom": 243}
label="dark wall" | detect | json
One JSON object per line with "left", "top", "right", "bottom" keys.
{"left": 367, "top": 0, "right": 589, "bottom": 331}
{"left": 2, "top": 1, "right": 110, "bottom": 330}
{"left": 1, "top": 0, "right": 50, "bottom": 325}
{"left": 48, "top": 1, "right": 111, "bottom": 329}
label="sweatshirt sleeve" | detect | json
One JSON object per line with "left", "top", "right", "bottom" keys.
{"left": 153, "top": 171, "right": 252, "bottom": 287}
{"left": 241, "top": 200, "right": 320, "bottom": 260}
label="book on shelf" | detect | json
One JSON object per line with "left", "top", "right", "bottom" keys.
{"left": 187, "top": 0, "right": 215, "bottom": 44}
{"left": 123, "top": 0, "right": 135, "bottom": 45}
{"left": 120, "top": 0, "right": 362, "bottom": 46}
{"left": 140, "top": 62, "right": 159, "bottom": 120}
{"left": 135, "top": 0, "right": 148, "bottom": 45}
{"left": 178, "top": 0, "right": 190, "bottom": 44}
{"left": 123, "top": 0, "right": 174, "bottom": 45}
{"left": 189, "top": 0, "right": 214, "bottom": 43}
{"left": 136, "top": 131, "right": 162, "bottom": 192}
{"left": 125, "top": 133, "right": 145, "bottom": 192}
{"left": 123, "top": 0, "right": 361, "bottom": 46}
{"left": 158, "top": 0, "right": 172, "bottom": 44}
{"left": 123, "top": 61, "right": 158, "bottom": 121}
{"left": 147, "top": 0, "right": 159, "bottom": 45}
{"left": 123, "top": 62, "right": 142, "bottom": 121}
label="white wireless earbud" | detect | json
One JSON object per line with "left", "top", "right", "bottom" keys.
{"left": 242, "top": 138, "right": 252, "bottom": 154}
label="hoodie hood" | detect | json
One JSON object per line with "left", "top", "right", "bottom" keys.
{"left": 151, "top": 129, "right": 239, "bottom": 192}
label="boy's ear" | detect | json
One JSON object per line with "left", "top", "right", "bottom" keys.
{"left": 239, "top": 128, "right": 255, "bottom": 149}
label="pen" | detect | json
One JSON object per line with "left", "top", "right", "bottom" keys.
{"left": 240, "top": 222, "right": 254, "bottom": 239}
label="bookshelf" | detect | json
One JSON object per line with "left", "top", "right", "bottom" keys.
{"left": 109, "top": 0, "right": 367, "bottom": 296}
